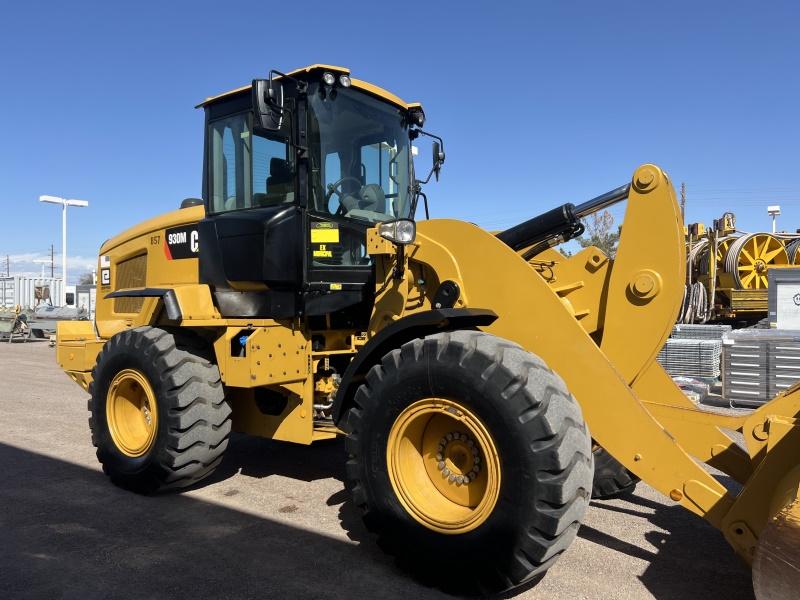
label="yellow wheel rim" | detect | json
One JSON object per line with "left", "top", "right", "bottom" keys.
{"left": 387, "top": 398, "right": 501, "bottom": 534}
{"left": 727, "top": 233, "right": 788, "bottom": 289}
{"left": 106, "top": 369, "right": 159, "bottom": 457}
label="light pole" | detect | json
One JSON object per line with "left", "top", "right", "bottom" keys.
{"left": 39, "top": 195, "right": 89, "bottom": 305}
{"left": 768, "top": 205, "right": 781, "bottom": 234}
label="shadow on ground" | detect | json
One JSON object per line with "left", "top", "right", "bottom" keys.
{"left": 0, "top": 440, "right": 444, "bottom": 600}
{"left": 1, "top": 436, "right": 754, "bottom": 600}
{"left": 583, "top": 494, "right": 754, "bottom": 600}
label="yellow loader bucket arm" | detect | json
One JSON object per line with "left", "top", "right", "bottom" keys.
{"left": 371, "top": 164, "right": 800, "bottom": 594}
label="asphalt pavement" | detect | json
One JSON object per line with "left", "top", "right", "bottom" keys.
{"left": 0, "top": 341, "right": 754, "bottom": 599}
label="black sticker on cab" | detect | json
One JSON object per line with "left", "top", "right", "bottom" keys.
{"left": 164, "top": 225, "right": 199, "bottom": 260}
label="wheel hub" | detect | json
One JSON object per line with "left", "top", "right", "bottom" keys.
{"left": 386, "top": 398, "right": 501, "bottom": 534}
{"left": 106, "top": 369, "right": 158, "bottom": 458}
{"left": 434, "top": 431, "right": 482, "bottom": 487}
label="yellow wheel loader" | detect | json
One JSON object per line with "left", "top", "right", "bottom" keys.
{"left": 57, "top": 65, "right": 800, "bottom": 596}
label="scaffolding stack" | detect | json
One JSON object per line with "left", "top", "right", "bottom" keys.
{"left": 671, "top": 323, "right": 732, "bottom": 341}
{"left": 657, "top": 338, "right": 722, "bottom": 379}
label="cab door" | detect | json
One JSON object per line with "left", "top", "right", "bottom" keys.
{"left": 303, "top": 147, "right": 374, "bottom": 317}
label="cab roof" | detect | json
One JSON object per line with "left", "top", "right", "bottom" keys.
{"left": 197, "top": 64, "right": 422, "bottom": 112}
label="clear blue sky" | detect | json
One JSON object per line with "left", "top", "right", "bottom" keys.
{"left": 1, "top": 0, "right": 798, "bottom": 281}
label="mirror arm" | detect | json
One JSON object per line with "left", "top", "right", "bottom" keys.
{"left": 415, "top": 188, "right": 430, "bottom": 220}
{"left": 268, "top": 70, "right": 309, "bottom": 99}
{"left": 411, "top": 128, "right": 446, "bottom": 184}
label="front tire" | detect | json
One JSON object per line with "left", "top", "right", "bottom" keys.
{"left": 344, "top": 330, "right": 593, "bottom": 593}
{"left": 89, "top": 326, "right": 231, "bottom": 493}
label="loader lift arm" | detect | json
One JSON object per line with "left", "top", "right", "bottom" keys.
{"left": 370, "top": 164, "right": 800, "bottom": 593}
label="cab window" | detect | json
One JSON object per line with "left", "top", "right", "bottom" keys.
{"left": 209, "top": 113, "right": 294, "bottom": 213}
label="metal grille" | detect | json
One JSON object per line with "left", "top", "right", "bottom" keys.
{"left": 114, "top": 254, "right": 147, "bottom": 314}
{"left": 670, "top": 324, "right": 732, "bottom": 340}
{"left": 657, "top": 338, "right": 722, "bottom": 379}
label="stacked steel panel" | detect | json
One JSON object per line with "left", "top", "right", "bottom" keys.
{"left": 722, "top": 330, "right": 800, "bottom": 407}
{"left": 722, "top": 337, "right": 769, "bottom": 407}
{"left": 768, "top": 341, "right": 800, "bottom": 398}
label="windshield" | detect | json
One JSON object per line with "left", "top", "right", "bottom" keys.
{"left": 308, "top": 84, "right": 412, "bottom": 224}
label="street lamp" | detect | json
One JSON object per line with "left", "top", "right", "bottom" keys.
{"left": 39, "top": 195, "right": 89, "bottom": 305}
{"left": 768, "top": 205, "right": 781, "bottom": 234}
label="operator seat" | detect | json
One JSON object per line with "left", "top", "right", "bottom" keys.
{"left": 340, "top": 184, "right": 387, "bottom": 214}
{"left": 254, "top": 158, "right": 294, "bottom": 206}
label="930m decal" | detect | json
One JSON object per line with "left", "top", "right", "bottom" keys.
{"left": 164, "top": 225, "right": 199, "bottom": 260}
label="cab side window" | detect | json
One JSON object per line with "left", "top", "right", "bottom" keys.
{"left": 209, "top": 113, "right": 293, "bottom": 213}
{"left": 253, "top": 136, "right": 294, "bottom": 207}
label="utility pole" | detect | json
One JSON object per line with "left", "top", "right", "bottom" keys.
{"left": 768, "top": 205, "right": 781, "bottom": 233}
{"left": 5, "top": 255, "right": 9, "bottom": 277}
{"left": 39, "top": 195, "right": 89, "bottom": 304}
{"left": 50, "top": 244, "right": 54, "bottom": 277}
{"left": 680, "top": 182, "right": 686, "bottom": 221}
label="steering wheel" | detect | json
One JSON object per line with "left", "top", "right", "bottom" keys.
{"left": 325, "top": 176, "right": 363, "bottom": 215}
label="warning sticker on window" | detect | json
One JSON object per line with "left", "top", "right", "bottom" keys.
{"left": 310, "top": 222, "right": 339, "bottom": 244}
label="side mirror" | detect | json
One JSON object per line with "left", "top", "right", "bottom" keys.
{"left": 432, "top": 141, "right": 445, "bottom": 181}
{"left": 252, "top": 79, "right": 283, "bottom": 130}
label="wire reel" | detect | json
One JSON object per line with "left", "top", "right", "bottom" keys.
{"left": 723, "top": 233, "right": 788, "bottom": 289}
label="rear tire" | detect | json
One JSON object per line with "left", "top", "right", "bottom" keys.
{"left": 591, "top": 445, "right": 639, "bottom": 499}
{"left": 89, "top": 326, "right": 231, "bottom": 494}
{"left": 343, "top": 330, "right": 593, "bottom": 593}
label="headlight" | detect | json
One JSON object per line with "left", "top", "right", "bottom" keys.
{"left": 339, "top": 75, "right": 352, "bottom": 88}
{"left": 378, "top": 219, "right": 416, "bottom": 245}
{"left": 322, "top": 72, "right": 336, "bottom": 86}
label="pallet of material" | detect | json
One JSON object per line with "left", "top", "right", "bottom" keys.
{"left": 722, "top": 330, "right": 800, "bottom": 407}
{"left": 657, "top": 338, "right": 721, "bottom": 379}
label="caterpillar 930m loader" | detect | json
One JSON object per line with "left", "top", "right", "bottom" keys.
{"left": 57, "top": 65, "right": 800, "bottom": 596}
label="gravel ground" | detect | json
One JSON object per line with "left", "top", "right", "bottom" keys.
{"left": 0, "top": 341, "right": 754, "bottom": 599}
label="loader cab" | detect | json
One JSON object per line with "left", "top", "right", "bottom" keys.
{"left": 197, "top": 66, "right": 421, "bottom": 321}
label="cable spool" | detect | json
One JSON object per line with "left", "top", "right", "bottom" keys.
{"left": 786, "top": 238, "right": 800, "bottom": 264}
{"left": 689, "top": 238, "right": 708, "bottom": 267}
{"left": 692, "top": 236, "right": 735, "bottom": 277}
{"left": 723, "top": 233, "right": 788, "bottom": 289}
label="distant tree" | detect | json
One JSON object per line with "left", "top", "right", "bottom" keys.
{"left": 78, "top": 272, "right": 95, "bottom": 285}
{"left": 576, "top": 210, "right": 620, "bottom": 258}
